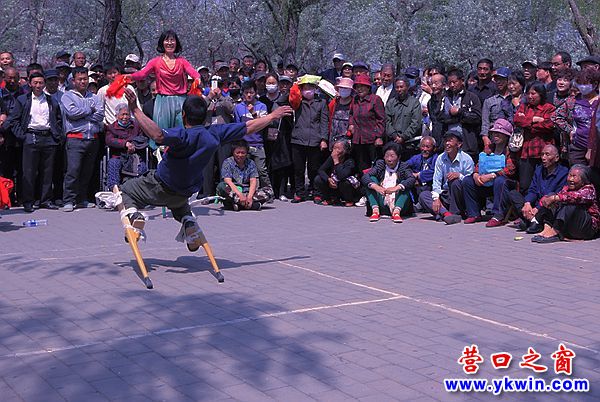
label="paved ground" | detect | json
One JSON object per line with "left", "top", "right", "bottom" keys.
{"left": 0, "top": 199, "right": 598, "bottom": 401}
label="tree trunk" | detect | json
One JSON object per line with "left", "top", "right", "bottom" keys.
{"left": 281, "top": 1, "right": 301, "bottom": 66}
{"left": 98, "top": 0, "right": 122, "bottom": 64}
{"left": 29, "top": 0, "right": 46, "bottom": 64}
{"left": 567, "top": 0, "right": 599, "bottom": 55}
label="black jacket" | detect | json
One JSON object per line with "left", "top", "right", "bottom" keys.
{"left": 7, "top": 92, "right": 63, "bottom": 145}
{"left": 440, "top": 90, "right": 482, "bottom": 158}
{"left": 361, "top": 159, "right": 416, "bottom": 190}
{"left": 317, "top": 156, "right": 355, "bottom": 182}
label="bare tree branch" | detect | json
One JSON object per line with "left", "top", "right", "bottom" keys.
{"left": 566, "top": 0, "right": 599, "bottom": 55}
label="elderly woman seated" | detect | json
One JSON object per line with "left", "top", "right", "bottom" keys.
{"left": 531, "top": 165, "right": 600, "bottom": 243}
{"left": 314, "top": 139, "right": 359, "bottom": 206}
{"left": 105, "top": 103, "right": 148, "bottom": 189}
{"left": 361, "top": 142, "right": 416, "bottom": 223}
{"left": 216, "top": 140, "right": 272, "bottom": 211}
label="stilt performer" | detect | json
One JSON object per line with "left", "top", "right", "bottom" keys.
{"left": 101, "top": 89, "right": 292, "bottom": 288}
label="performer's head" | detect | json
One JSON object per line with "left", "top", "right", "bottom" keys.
{"left": 182, "top": 96, "right": 208, "bottom": 127}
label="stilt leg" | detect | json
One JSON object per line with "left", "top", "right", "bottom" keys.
{"left": 114, "top": 185, "right": 153, "bottom": 289}
{"left": 198, "top": 232, "right": 224, "bottom": 283}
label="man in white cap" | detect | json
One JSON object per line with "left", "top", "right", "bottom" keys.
{"left": 124, "top": 54, "right": 141, "bottom": 72}
{"left": 321, "top": 53, "right": 345, "bottom": 85}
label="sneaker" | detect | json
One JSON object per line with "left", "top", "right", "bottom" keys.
{"left": 463, "top": 216, "right": 480, "bottom": 224}
{"left": 391, "top": 211, "right": 403, "bottom": 223}
{"left": 279, "top": 195, "right": 289, "bottom": 202}
{"left": 443, "top": 214, "right": 461, "bottom": 225}
{"left": 251, "top": 201, "right": 262, "bottom": 211}
{"left": 369, "top": 211, "right": 380, "bottom": 222}
{"left": 344, "top": 201, "right": 354, "bottom": 207}
{"left": 355, "top": 196, "right": 367, "bottom": 207}
{"left": 313, "top": 196, "right": 323, "bottom": 205}
{"left": 125, "top": 212, "right": 146, "bottom": 243}
{"left": 486, "top": 217, "right": 505, "bottom": 228}
{"left": 233, "top": 203, "right": 240, "bottom": 212}
{"left": 76, "top": 201, "right": 96, "bottom": 209}
{"left": 62, "top": 203, "right": 74, "bottom": 212}
{"left": 23, "top": 203, "right": 34, "bottom": 213}
{"left": 290, "top": 196, "right": 304, "bottom": 204}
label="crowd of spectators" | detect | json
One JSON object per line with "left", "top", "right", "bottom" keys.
{"left": 1, "top": 30, "right": 599, "bottom": 244}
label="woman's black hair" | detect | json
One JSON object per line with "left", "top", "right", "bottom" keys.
{"left": 265, "top": 72, "right": 279, "bottom": 82}
{"left": 383, "top": 142, "right": 402, "bottom": 157}
{"left": 157, "top": 30, "right": 182, "bottom": 54}
{"left": 508, "top": 71, "right": 526, "bottom": 89}
{"left": 528, "top": 81, "right": 548, "bottom": 104}
{"left": 182, "top": 96, "right": 207, "bottom": 126}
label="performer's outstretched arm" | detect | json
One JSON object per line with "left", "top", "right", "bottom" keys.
{"left": 246, "top": 106, "right": 293, "bottom": 134}
{"left": 124, "top": 88, "right": 164, "bottom": 144}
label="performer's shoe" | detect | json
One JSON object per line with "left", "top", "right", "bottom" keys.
{"left": 184, "top": 220, "right": 202, "bottom": 252}
{"left": 125, "top": 212, "right": 146, "bottom": 243}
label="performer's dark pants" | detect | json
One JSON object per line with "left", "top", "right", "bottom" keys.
{"left": 120, "top": 170, "right": 191, "bottom": 222}
{"left": 536, "top": 204, "right": 596, "bottom": 240}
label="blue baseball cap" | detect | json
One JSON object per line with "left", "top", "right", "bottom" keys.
{"left": 493, "top": 67, "right": 511, "bottom": 78}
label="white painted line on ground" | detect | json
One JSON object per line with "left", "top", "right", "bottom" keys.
{"left": 0, "top": 295, "right": 404, "bottom": 359}
{"left": 563, "top": 256, "right": 592, "bottom": 263}
{"left": 242, "top": 251, "right": 600, "bottom": 355}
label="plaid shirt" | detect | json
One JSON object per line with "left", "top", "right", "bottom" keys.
{"left": 348, "top": 94, "right": 385, "bottom": 144}
{"left": 557, "top": 184, "right": 600, "bottom": 232}
{"left": 513, "top": 102, "right": 556, "bottom": 159}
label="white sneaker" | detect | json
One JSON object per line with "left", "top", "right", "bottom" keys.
{"left": 279, "top": 195, "right": 289, "bottom": 202}
{"left": 355, "top": 196, "right": 367, "bottom": 207}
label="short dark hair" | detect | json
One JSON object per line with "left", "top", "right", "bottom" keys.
{"left": 28, "top": 72, "right": 45, "bottom": 82}
{"left": 230, "top": 139, "right": 250, "bottom": 153}
{"left": 255, "top": 60, "right": 267, "bottom": 68}
{"left": 508, "top": 71, "right": 526, "bottom": 88}
{"left": 538, "top": 61, "right": 553, "bottom": 71}
{"left": 394, "top": 76, "right": 410, "bottom": 86}
{"left": 383, "top": 142, "right": 402, "bottom": 157}
{"left": 229, "top": 57, "right": 240, "bottom": 64}
{"left": 265, "top": 72, "right": 279, "bottom": 82}
{"left": 243, "top": 54, "right": 254, "bottom": 60}
{"left": 103, "top": 62, "right": 122, "bottom": 74}
{"left": 556, "top": 68, "right": 576, "bottom": 81}
{"left": 156, "top": 30, "right": 182, "bottom": 54}
{"left": 241, "top": 79, "right": 257, "bottom": 92}
{"left": 555, "top": 51, "right": 572, "bottom": 66}
{"left": 26, "top": 63, "right": 43, "bottom": 75}
{"left": 575, "top": 69, "right": 600, "bottom": 86}
{"left": 447, "top": 68, "right": 464, "bottom": 80}
{"left": 71, "top": 66, "right": 88, "bottom": 78}
{"left": 182, "top": 96, "right": 207, "bottom": 126}
{"left": 528, "top": 81, "right": 548, "bottom": 104}
{"left": 477, "top": 58, "right": 494, "bottom": 70}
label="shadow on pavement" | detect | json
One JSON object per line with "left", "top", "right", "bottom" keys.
{"left": 0, "top": 291, "right": 346, "bottom": 401}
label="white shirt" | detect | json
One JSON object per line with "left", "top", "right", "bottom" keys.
{"left": 376, "top": 84, "right": 394, "bottom": 106}
{"left": 28, "top": 93, "right": 51, "bottom": 130}
{"left": 97, "top": 84, "right": 141, "bottom": 125}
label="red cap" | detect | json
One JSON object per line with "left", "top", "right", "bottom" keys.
{"left": 353, "top": 74, "right": 371, "bottom": 87}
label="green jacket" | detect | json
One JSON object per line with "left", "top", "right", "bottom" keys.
{"left": 385, "top": 95, "right": 422, "bottom": 142}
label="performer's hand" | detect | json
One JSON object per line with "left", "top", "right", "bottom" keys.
{"left": 432, "top": 198, "right": 442, "bottom": 214}
{"left": 270, "top": 106, "right": 293, "bottom": 119}
{"left": 124, "top": 88, "right": 139, "bottom": 111}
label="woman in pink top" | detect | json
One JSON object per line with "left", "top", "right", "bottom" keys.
{"left": 129, "top": 30, "right": 200, "bottom": 130}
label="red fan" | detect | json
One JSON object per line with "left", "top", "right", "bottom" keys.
{"left": 289, "top": 82, "right": 301, "bottom": 110}
{"left": 188, "top": 79, "right": 203, "bottom": 97}
{"left": 106, "top": 75, "right": 132, "bottom": 98}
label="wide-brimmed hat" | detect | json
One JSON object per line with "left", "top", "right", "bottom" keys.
{"left": 336, "top": 77, "right": 354, "bottom": 89}
{"left": 318, "top": 79, "right": 337, "bottom": 98}
{"left": 576, "top": 55, "right": 600, "bottom": 66}
{"left": 353, "top": 74, "right": 371, "bottom": 87}
{"left": 298, "top": 74, "right": 321, "bottom": 86}
{"left": 489, "top": 119, "right": 513, "bottom": 137}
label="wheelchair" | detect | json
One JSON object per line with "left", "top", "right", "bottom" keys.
{"left": 99, "top": 146, "right": 150, "bottom": 192}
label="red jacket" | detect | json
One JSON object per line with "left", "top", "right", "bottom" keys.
{"left": 105, "top": 120, "right": 142, "bottom": 154}
{"left": 513, "top": 102, "right": 555, "bottom": 159}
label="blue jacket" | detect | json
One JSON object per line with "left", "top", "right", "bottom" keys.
{"left": 406, "top": 153, "right": 438, "bottom": 185}
{"left": 524, "top": 164, "right": 569, "bottom": 206}
{"left": 157, "top": 123, "right": 247, "bottom": 196}
{"left": 60, "top": 90, "right": 104, "bottom": 139}
{"left": 234, "top": 101, "right": 268, "bottom": 147}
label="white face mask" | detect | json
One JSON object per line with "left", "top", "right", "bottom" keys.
{"left": 338, "top": 88, "right": 352, "bottom": 98}
{"left": 266, "top": 84, "right": 278, "bottom": 93}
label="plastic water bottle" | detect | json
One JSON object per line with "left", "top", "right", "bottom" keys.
{"left": 22, "top": 219, "right": 48, "bottom": 227}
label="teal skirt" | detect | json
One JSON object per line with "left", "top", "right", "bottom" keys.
{"left": 153, "top": 94, "right": 186, "bottom": 129}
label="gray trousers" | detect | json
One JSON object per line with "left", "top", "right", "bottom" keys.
{"left": 120, "top": 170, "right": 191, "bottom": 222}
{"left": 418, "top": 179, "right": 465, "bottom": 216}
{"left": 249, "top": 146, "right": 272, "bottom": 189}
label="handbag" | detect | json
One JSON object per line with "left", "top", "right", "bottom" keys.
{"left": 508, "top": 127, "right": 524, "bottom": 152}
